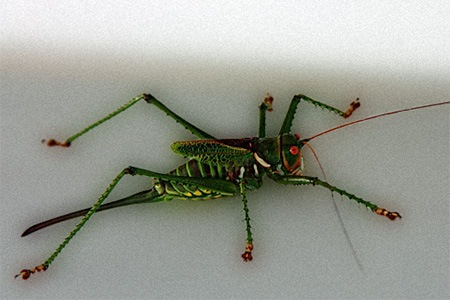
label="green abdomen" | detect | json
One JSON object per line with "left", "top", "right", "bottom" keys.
{"left": 155, "top": 160, "right": 234, "bottom": 200}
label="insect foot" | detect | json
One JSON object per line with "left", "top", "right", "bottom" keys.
{"left": 241, "top": 242, "right": 254, "bottom": 262}
{"left": 263, "top": 94, "right": 274, "bottom": 111}
{"left": 42, "top": 139, "right": 71, "bottom": 147}
{"left": 15, "top": 264, "right": 47, "bottom": 280}
{"left": 374, "top": 208, "right": 402, "bottom": 221}
{"left": 343, "top": 98, "right": 361, "bottom": 118}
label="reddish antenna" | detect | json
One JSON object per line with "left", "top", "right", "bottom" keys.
{"left": 303, "top": 101, "right": 449, "bottom": 143}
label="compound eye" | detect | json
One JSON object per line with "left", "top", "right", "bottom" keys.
{"left": 289, "top": 145, "right": 299, "bottom": 155}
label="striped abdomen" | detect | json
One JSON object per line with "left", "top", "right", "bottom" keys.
{"left": 154, "top": 159, "right": 244, "bottom": 201}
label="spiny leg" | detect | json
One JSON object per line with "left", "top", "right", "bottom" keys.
{"left": 292, "top": 95, "right": 361, "bottom": 119}
{"left": 16, "top": 167, "right": 239, "bottom": 279}
{"left": 258, "top": 94, "right": 274, "bottom": 138}
{"left": 45, "top": 93, "right": 215, "bottom": 147}
{"left": 270, "top": 174, "right": 401, "bottom": 220}
{"left": 279, "top": 94, "right": 361, "bottom": 135}
{"left": 16, "top": 168, "right": 130, "bottom": 280}
{"left": 143, "top": 94, "right": 215, "bottom": 139}
{"left": 129, "top": 167, "right": 239, "bottom": 196}
{"left": 239, "top": 182, "right": 254, "bottom": 261}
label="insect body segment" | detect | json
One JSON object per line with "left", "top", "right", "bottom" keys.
{"left": 171, "top": 139, "right": 255, "bottom": 168}
{"left": 280, "top": 134, "right": 304, "bottom": 175}
{"left": 17, "top": 92, "right": 446, "bottom": 280}
{"left": 156, "top": 159, "right": 247, "bottom": 201}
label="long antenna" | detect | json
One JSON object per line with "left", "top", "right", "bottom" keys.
{"left": 304, "top": 142, "right": 364, "bottom": 271}
{"left": 303, "top": 101, "right": 449, "bottom": 142}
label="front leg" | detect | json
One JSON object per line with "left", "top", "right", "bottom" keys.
{"left": 270, "top": 174, "right": 401, "bottom": 221}
{"left": 279, "top": 94, "right": 361, "bottom": 135}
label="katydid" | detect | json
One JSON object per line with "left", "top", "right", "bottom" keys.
{"left": 16, "top": 93, "right": 449, "bottom": 280}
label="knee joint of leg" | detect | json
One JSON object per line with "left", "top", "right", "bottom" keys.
{"left": 125, "top": 166, "right": 136, "bottom": 175}
{"left": 143, "top": 94, "right": 154, "bottom": 103}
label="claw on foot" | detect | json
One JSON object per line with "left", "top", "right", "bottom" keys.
{"left": 15, "top": 264, "right": 47, "bottom": 280}
{"left": 42, "top": 139, "right": 71, "bottom": 147}
{"left": 241, "top": 242, "right": 253, "bottom": 262}
{"left": 344, "top": 98, "right": 361, "bottom": 118}
{"left": 375, "top": 207, "right": 402, "bottom": 221}
{"left": 263, "top": 94, "right": 274, "bottom": 112}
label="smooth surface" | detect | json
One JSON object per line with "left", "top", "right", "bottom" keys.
{"left": 2, "top": 1, "right": 449, "bottom": 299}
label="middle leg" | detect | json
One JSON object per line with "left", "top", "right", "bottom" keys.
{"left": 239, "top": 181, "right": 254, "bottom": 261}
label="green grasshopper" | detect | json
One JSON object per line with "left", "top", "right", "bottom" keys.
{"left": 16, "top": 93, "right": 449, "bottom": 280}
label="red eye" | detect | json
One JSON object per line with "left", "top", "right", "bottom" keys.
{"left": 294, "top": 134, "right": 300, "bottom": 140}
{"left": 289, "top": 146, "right": 299, "bottom": 155}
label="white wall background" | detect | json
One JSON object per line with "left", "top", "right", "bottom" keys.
{"left": 2, "top": 1, "right": 449, "bottom": 299}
